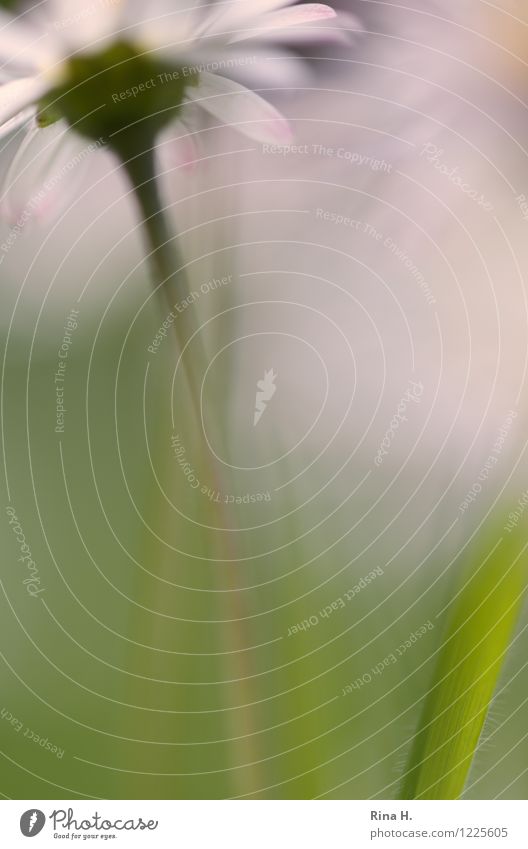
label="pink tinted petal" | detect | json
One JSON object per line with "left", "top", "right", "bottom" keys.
{"left": 162, "top": 127, "right": 198, "bottom": 171}
{"left": 187, "top": 71, "right": 292, "bottom": 145}
{"left": 255, "top": 3, "right": 338, "bottom": 29}
{"left": 176, "top": 135, "right": 198, "bottom": 170}
{"left": 232, "top": 6, "right": 360, "bottom": 44}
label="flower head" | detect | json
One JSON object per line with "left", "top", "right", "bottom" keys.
{"left": 0, "top": 1, "right": 356, "bottom": 163}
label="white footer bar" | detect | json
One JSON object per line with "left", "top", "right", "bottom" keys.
{"left": 1, "top": 799, "right": 526, "bottom": 848}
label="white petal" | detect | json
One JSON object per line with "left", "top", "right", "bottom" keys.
{"left": 123, "top": 0, "right": 201, "bottom": 39}
{"left": 222, "top": 49, "right": 307, "bottom": 88}
{"left": 0, "top": 77, "right": 47, "bottom": 128}
{"left": 203, "top": 0, "right": 296, "bottom": 36}
{"left": 187, "top": 71, "right": 292, "bottom": 144}
{"left": 46, "top": 0, "right": 124, "bottom": 53}
{"left": 162, "top": 42, "right": 306, "bottom": 89}
{"left": 0, "top": 106, "right": 35, "bottom": 141}
{"left": 1, "top": 120, "right": 94, "bottom": 226}
{"left": 229, "top": 0, "right": 295, "bottom": 14}
{"left": 132, "top": 22, "right": 199, "bottom": 59}
{"left": 0, "top": 10, "right": 52, "bottom": 73}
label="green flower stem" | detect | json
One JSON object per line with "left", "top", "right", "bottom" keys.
{"left": 123, "top": 144, "right": 204, "bottom": 419}
{"left": 400, "top": 524, "right": 527, "bottom": 799}
{"left": 123, "top": 142, "right": 263, "bottom": 796}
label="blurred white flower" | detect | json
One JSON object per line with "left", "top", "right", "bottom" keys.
{"left": 0, "top": 0, "right": 357, "bottom": 219}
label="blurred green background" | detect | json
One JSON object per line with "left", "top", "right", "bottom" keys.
{"left": 2, "top": 290, "right": 527, "bottom": 799}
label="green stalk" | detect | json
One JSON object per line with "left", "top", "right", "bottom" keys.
{"left": 121, "top": 139, "right": 263, "bottom": 796}
{"left": 400, "top": 524, "right": 527, "bottom": 799}
{"left": 122, "top": 141, "right": 204, "bottom": 419}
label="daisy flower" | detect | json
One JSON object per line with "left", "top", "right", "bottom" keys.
{"left": 0, "top": 0, "right": 356, "bottom": 215}
{"left": 0, "top": 0, "right": 356, "bottom": 405}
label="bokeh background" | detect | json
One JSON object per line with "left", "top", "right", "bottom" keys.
{"left": 1, "top": 0, "right": 528, "bottom": 799}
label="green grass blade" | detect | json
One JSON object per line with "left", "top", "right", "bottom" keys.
{"left": 400, "top": 523, "right": 528, "bottom": 799}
